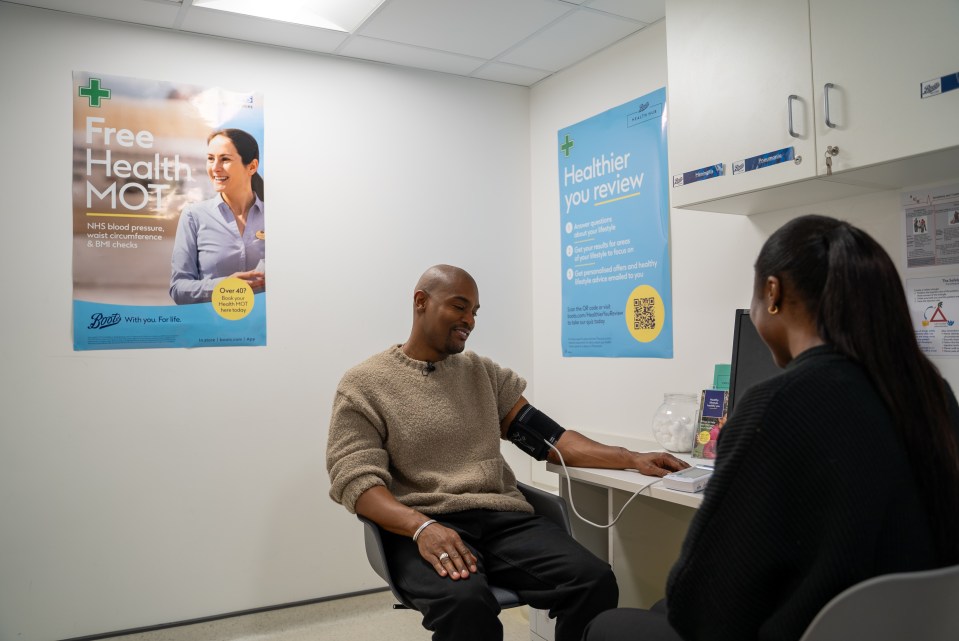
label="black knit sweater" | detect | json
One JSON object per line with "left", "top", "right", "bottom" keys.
{"left": 666, "top": 345, "right": 957, "bottom": 641}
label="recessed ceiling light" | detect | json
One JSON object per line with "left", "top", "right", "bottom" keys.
{"left": 193, "top": 0, "right": 386, "bottom": 33}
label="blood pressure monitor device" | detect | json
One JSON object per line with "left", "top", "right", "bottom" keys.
{"left": 662, "top": 465, "right": 713, "bottom": 493}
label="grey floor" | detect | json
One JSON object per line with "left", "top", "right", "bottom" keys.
{"left": 101, "top": 590, "right": 531, "bottom": 641}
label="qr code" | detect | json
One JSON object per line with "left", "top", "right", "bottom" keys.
{"left": 633, "top": 297, "right": 655, "bottom": 330}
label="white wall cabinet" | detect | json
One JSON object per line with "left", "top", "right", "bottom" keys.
{"left": 666, "top": 0, "right": 818, "bottom": 210}
{"left": 809, "top": 0, "right": 959, "bottom": 174}
{"left": 666, "top": 0, "right": 959, "bottom": 215}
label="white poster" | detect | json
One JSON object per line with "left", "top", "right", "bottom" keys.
{"left": 902, "top": 183, "right": 959, "bottom": 269}
{"left": 906, "top": 275, "right": 959, "bottom": 357}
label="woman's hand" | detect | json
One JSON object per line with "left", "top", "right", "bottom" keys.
{"left": 229, "top": 270, "right": 265, "bottom": 291}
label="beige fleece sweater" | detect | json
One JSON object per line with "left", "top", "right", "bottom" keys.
{"left": 326, "top": 345, "right": 533, "bottom": 515}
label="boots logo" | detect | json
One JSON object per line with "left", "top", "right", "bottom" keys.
{"left": 921, "top": 80, "right": 941, "bottom": 98}
{"left": 88, "top": 312, "right": 122, "bottom": 329}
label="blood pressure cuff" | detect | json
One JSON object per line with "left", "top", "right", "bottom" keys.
{"left": 506, "top": 404, "right": 565, "bottom": 461}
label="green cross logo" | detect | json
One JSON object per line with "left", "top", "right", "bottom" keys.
{"left": 560, "top": 134, "right": 574, "bottom": 157}
{"left": 79, "top": 78, "right": 111, "bottom": 107}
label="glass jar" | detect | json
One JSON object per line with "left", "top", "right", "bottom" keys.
{"left": 651, "top": 393, "right": 699, "bottom": 453}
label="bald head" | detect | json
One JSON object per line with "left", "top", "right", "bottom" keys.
{"left": 402, "top": 265, "right": 480, "bottom": 362}
{"left": 414, "top": 264, "right": 477, "bottom": 297}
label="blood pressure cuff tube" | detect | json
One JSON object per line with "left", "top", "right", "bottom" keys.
{"left": 506, "top": 404, "right": 566, "bottom": 461}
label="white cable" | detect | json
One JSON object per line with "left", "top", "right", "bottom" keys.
{"left": 546, "top": 440, "right": 662, "bottom": 529}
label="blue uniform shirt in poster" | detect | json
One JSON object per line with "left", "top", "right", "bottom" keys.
{"left": 170, "top": 194, "right": 265, "bottom": 304}
{"left": 557, "top": 88, "right": 672, "bottom": 358}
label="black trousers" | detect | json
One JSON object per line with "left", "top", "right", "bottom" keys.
{"left": 381, "top": 509, "right": 618, "bottom": 641}
{"left": 583, "top": 600, "right": 683, "bottom": 641}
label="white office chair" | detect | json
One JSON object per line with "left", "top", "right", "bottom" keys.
{"left": 358, "top": 481, "right": 571, "bottom": 611}
{"left": 798, "top": 562, "right": 959, "bottom": 641}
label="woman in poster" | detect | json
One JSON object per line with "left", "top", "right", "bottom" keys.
{"left": 170, "top": 128, "right": 265, "bottom": 304}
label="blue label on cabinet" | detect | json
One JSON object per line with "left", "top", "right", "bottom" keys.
{"left": 672, "top": 163, "right": 724, "bottom": 188}
{"left": 921, "top": 71, "right": 959, "bottom": 98}
{"left": 732, "top": 146, "right": 795, "bottom": 175}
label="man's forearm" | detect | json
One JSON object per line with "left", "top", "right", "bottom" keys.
{"left": 354, "top": 485, "right": 433, "bottom": 538}
{"left": 546, "top": 430, "right": 634, "bottom": 468}
{"left": 547, "top": 430, "right": 689, "bottom": 476}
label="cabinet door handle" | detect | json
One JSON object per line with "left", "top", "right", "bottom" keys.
{"left": 823, "top": 82, "right": 837, "bottom": 128}
{"left": 787, "top": 94, "right": 800, "bottom": 138}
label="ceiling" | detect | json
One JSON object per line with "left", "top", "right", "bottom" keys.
{"left": 6, "top": 0, "right": 664, "bottom": 86}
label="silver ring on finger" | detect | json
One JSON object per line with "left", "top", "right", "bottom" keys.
{"left": 439, "top": 552, "right": 450, "bottom": 562}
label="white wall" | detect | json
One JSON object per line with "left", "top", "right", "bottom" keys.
{"left": 529, "top": 23, "right": 959, "bottom": 464}
{"left": 0, "top": 4, "right": 532, "bottom": 640}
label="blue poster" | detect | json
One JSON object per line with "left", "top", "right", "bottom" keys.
{"left": 558, "top": 90, "right": 672, "bottom": 357}
{"left": 72, "top": 71, "right": 266, "bottom": 350}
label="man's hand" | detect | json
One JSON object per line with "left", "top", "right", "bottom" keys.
{"left": 627, "top": 451, "right": 689, "bottom": 477}
{"left": 415, "top": 522, "right": 478, "bottom": 580}
{"left": 354, "top": 486, "right": 478, "bottom": 580}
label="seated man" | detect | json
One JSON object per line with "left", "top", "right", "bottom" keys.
{"left": 327, "top": 265, "right": 687, "bottom": 641}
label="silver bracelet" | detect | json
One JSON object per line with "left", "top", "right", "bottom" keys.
{"left": 412, "top": 519, "right": 437, "bottom": 542}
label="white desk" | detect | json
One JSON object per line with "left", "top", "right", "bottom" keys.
{"left": 546, "top": 446, "right": 704, "bottom": 609}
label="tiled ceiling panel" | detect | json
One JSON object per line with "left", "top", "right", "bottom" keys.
{"left": 355, "top": 0, "right": 573, "bottom": 60}
{"left": 339, "top": 35, "right": 487, "bottom": 76}
{"left": 589, "top": 0, "right": 665, "bottom": 23}
{"left": 179, "top": 5, "right": 349, "bottom": 53}
{"left": 499, "top": 9, "right": 647, "bottom": 72}
{"left": 5, "top": 0, "right": 661, "bottom": 86}
{"left": 9, "top": 0, "right": 181, "bottom": 27}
